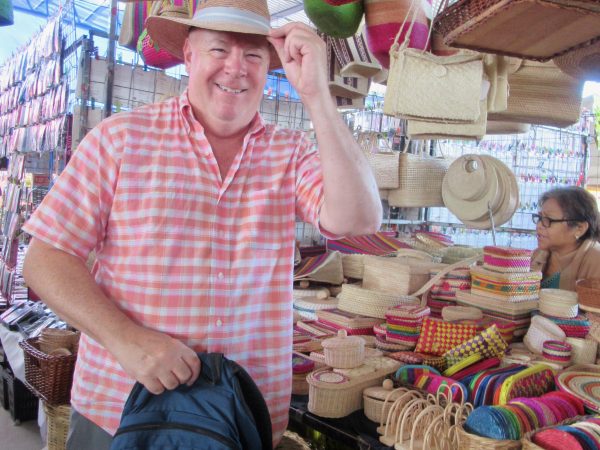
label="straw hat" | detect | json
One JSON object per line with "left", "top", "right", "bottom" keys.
{"left": 146, "top": 0, "right": 282, "bottom": 70}
{"left": 555, "top": 40, "right": 600, "bottom": 82}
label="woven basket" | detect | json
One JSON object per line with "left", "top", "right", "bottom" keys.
{"left": 307, "top": 362, "right": 400, "bottom": 418}
{"left": 362, "top": 380, "right": 407, "bottom": 424}
{"left": 44, "top": 402, "right": 71, "bottom": 450}
{"left": 457, "top": 425, "right": 521, "bottom": 450}
{"left": 575, "top": 278, "right": 600, "bottom": 313}
{"left": 322, "top": 330, "right": 366, "bottom": 369}
{"left": 362, "top": 255, "right": 442, "bottom": 296}
{"left": 19, "top": 337, "right": 77, "bottom": 405}
{"left": 387, "top": 152, "right": 450, "bottom": 208}
{"left": 434, "top": 0, "right": 600, "bottom": 61}
{"left": 365, "top": 151, "right": 400, "bottom": 189}
{"left": 337, "top": 283, "right": 420, "bottom": 319}
{"left": 539, "top": 289, "right": 579, "bottom": 318}
{"left": 488, "top": 60, "right": 583, "bottom": 128}
{"left": 341, "top": 253, "right": 365, "bottom": 279}
{"left": 566, "top": 337, "right": 598, "bottom": 364}
{"left": 523, "top": 315, "right": 566, "bottom": 355}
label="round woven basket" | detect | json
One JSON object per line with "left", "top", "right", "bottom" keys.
{"left": 322, "top": 330, "right": 365, "bottom": 369}
{"left": 457, "top": 425, "right": 521, "bottom": 450}
{"left": 575, "top": 279, "right": 600, "bottom": 313}
{"left": 523, "top": 315, "right": 566, "bottom": 354}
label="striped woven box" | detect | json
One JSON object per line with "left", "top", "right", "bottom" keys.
{"left": 482, "top": 246, "right": 533, "bottom": 273}
{"left": 470, "top": 266, "right": 542, "bottom": 302}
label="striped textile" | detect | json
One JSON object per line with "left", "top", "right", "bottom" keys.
{"left": 326, "top": 232, "right": 410, "bottom": 255}
{"left": 22, "top": 90, "right": 330, "bottom": 444}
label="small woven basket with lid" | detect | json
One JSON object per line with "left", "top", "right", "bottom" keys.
{"left": 322, "top": 330, "right": 365, "bottom": 369}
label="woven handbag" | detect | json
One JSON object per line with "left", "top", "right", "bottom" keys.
{"left": 414, "top": 317, "right": 479, "bottom": 356}
{"left": 433, "top": 0, "right": 600, "bottom": 61}
{"left": 329, "top": 26, "right": 382, "bottom": 78}
{"left": 137, "top": 0, "right": 189, "bottom": 69}
{"left": 387, "top": 147, "right": 450, "bottom": 208}
{"left": 488, "top": 60, "right": 584, "bottom": 128}
{"left": 383, "top": 0, "right": 484, "bottom": 123}
{"left": 357, "top": 132, "right": 400, "bottom": 189}
{"left": 443, "top": 324, "right": 508, "bottom": 366}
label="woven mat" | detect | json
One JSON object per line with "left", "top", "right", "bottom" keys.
{"left": 276, "top": 430, "right": 312, "bottom": 450}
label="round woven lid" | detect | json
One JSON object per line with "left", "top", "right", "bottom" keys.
{"left": 363, "top": 379, "right": 398, "bottom": 401}
{"left": 321, "top": 329, "right": 365, "bottom": 350}
{"left": 533, "top": 428, "right": 584, "bottom": 449}
{"left": 311, "top": 370, "right": 349, "bottom": 384}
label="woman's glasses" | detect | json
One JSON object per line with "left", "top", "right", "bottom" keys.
{"left": 532, "top": 213, "right": 582, "bottom": 228}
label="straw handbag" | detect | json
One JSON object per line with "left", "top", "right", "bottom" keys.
{"left": 119, "top": 1, "right": 152, "bottom": 51}
{"left": 434, "top": 0, "right": 600, "bottom": 61}
{"left": 329, "top": 26, "right": 383, "bottom": 78}
{"left": 406, "top": 100, "right": 488, "bottom": 140}
{"left": 357, "top": 132, "right": 400, "bottom": 189}
{"left": 384, "top": 0, "right": 484, "bottom": 123}
{"left": 488, "top": 60, "right": 584, "bottom": 128}
{"left": 387, "top": 147, "right": 450, "bottom": 208}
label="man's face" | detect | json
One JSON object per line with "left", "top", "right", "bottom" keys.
{"left": 183, "top": 29, "right": 270, "bottom": 137}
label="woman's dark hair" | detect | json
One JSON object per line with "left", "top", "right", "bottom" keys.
{"left": 540, "top": 186, "right": 600, "bottom": 241}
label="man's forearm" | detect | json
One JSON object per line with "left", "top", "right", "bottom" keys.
{"left": 22, "top": 238, "right": 138, "bottom": 349}
{"left": 307, "top": 97, "right": 382, "bottom": 236}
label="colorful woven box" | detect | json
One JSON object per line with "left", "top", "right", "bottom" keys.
{"left": 429, "top": 267, "right": 471, "bottom": 301}
{"left": 483, "top": 246, "right": 533, "bottom": 273}
{"left": 444, "top": 324, "right": 508, "bottom": 366}
{"left": 414, "top": 316, "right": 479, "bottom": 356}
{"left": 470, "top": 266, "right": 542, "bottom": 302}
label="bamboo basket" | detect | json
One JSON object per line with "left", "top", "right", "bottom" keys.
{"left": 44, "top": 402, "right": 71, "bottom": 450}
{"left": 322, "top": 330, "right": 365, "bottom": 369}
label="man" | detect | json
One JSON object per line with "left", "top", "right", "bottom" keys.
{"left": 22, "top": 0, "right": 381, "bottom": 448}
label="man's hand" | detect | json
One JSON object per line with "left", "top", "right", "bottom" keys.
{"left": 108, "top": 325, "right": 201, "bottom": 395}
{"left": 268, "top": 23, "right": 329, "bottom": 102}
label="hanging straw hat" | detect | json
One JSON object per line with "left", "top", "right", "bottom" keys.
{"left": 555, "top": 40, "right": 600, "bottom": 83}
{"left": 146, "top": 0, "right": 282, "bottom": 70}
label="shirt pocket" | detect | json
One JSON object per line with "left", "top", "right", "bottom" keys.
{"left": 239, "top": 188, "right": 288, "bottom": 252}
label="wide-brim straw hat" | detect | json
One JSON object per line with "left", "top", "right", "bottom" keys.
{"left": 146, "top": 0, "right": 282, "bottom": 70}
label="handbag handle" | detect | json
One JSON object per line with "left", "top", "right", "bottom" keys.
{"left": 410, "top": 254, "right": 481, "bottom": 299}
{"left": 393, "top": 0, "right": 450, "bottom": 53}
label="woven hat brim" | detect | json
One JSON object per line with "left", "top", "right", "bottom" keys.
{"left": 146, "top": 15, "right": 282, "bottom": 70}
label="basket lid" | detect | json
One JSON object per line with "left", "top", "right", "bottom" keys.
{"left": 322, "top": 329, "right": 366, "bottom": 350}
{"left": 363, "top": 378, "right": 397, "bottom": 401}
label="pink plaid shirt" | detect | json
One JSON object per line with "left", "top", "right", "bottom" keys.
{"left": 23, "top": 90, "right": 328, "bottom": 444}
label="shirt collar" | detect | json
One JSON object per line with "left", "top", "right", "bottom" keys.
{"left": 178, "top": 88, "right": 267, "bottom": 138}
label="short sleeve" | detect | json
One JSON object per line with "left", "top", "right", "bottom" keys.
{"left": 293, "top": 133, "right": 343, "bottom": 240}
{"left": 22, "top": 119, "right": 120, "bottom": 260}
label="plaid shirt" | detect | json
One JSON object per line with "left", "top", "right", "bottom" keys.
{"left": 23, "top": 90, "right": 328, "bottom": 444}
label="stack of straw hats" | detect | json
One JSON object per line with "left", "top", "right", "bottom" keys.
{"left": 442, "top": 154, "right": 519, "bottom": 229}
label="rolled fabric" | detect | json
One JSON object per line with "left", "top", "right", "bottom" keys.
{"left": 364, "top": 0, "right": 429, "bottom": 69}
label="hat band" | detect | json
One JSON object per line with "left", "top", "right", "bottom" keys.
{"left": 193, "top": 6, "right": 271, "bottom": 34}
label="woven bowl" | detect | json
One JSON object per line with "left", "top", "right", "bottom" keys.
{"left": 576, "top": 279, "right": 600, "bottom": 313}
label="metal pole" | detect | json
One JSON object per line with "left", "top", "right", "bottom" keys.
{"left": 104, "top": 0, "right": 118, "bottom": 118}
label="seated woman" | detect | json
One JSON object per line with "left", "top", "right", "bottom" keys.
{"left": 531, "top": 186, "right": 600, "bottom": 291}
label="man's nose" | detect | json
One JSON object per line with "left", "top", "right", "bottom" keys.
{"left": 224, "top": 49, "right": 247, "bottom": 76}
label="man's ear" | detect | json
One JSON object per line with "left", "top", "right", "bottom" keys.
{"left": 183, "top": 37, "right": 192, "bottom": 73}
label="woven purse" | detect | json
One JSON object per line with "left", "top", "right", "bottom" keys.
{"left": 444, "top": 324, "right": 508, "bottom": 366}
{"left": 383, "top": 0, "right": 484, "bottom": 123}
{"left": 387, "top": 145, "right": 451, "bottom": 208}
{"left": 488, "top": 60, "right": 583, "bottom": 128}
{"left": 357, "top": 132, "right": 400, "bottom": 189}
{"left": 414, "top": 317, "right": 479, "bottom": 356}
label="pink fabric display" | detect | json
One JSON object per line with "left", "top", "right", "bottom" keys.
{"left": 482, "top": 246, "right": 533, "bottom": 273}
{"left": 364, "top": 0, "right": 430, "bottom": 69}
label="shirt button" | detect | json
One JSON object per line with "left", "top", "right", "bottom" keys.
{"left": 216, "top": 319, "right": 223, "bottom": 327}
{"left": 218, "top": 272, "right": 224, "bottom": 279}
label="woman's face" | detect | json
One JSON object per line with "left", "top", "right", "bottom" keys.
{"left": 536, "top": 198, "right": 585, "bottom": 254}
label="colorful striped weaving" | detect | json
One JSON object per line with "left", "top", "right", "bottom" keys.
{"left": 326, "top": 232, "right": 411, "bottom": 255}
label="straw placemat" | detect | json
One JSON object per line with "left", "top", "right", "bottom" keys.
{"left": 556, "top": 371, "right": 600, "bottom": 413}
